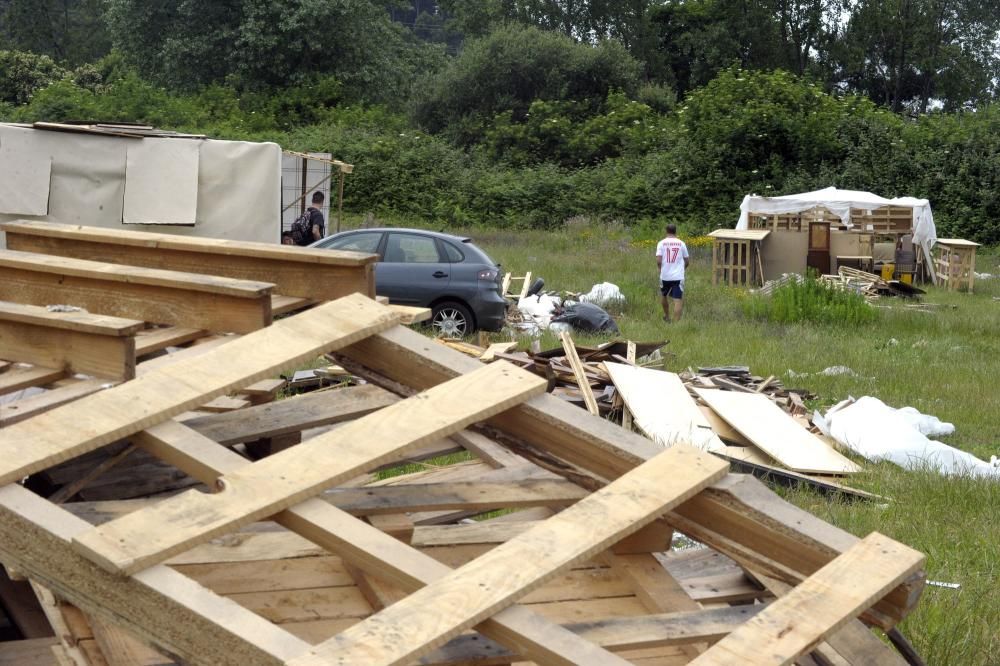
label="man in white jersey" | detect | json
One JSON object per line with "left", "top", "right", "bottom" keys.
{"left": 655, "top": 224, "right": 689, "bottom": 322}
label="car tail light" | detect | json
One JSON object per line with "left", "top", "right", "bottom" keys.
{"left": 477, "top": 269, "right": 498, "bottom": 281}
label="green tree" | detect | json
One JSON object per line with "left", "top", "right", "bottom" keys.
{"left": 0, "top": 0, "right": 110, "bottom": 65}
{"left": 0, "top": 49, "right": 65, "bottom": 104}
{"left": 411, "top": 24, "right": 642, "bottom": 145}
{"left": 103, "top": 0, "right": 445, "bottom": 103}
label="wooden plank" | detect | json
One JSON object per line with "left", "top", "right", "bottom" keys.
{"left": 184, "top": 383, "right": 398, "bottom": 445}
{"left": 0, "top": 486, "right": 309, "bottom": 666}
{"left": 559, "top": 331, "right": 599, "bottom": 415}
{"left": 480, "top": 341, "right": 517, "bottom": 363}
{"left": 292, "top": 446, "right": 729, "bottom": 665}
{"left": 73, "top": 362, "right": 547, "bottom": 575}
{"left": 388, "top": 305, "right": 432, "bottom": 324}
{"left": 0, "top": 249, "right": 274, "bottom": 333}
{"left": 695, "top": 389, "right": 861, "bottom": 475}
{"left": 271, "top": 295, "right": 314, "bottom": 316}
{"left": 134, "top": 327, "right": 206, "bottom": 356}
{"left": 89, "top": 617, "right": 173, "bottom": 666}
{"left": 2, "top": 220, "right": 376, "bottom": 301}
{"left": 0, "top": 365, "right": 66, "bottom": 396}
{"left": 423, "top": 606, "right": 764, "bottom": 663}
{"left": 131, "top": 418, "right": 637, "bottom": 665}
{"left": 693, "top": 533, "right": 924, "bottom": 665}
{"left": 606, "top": 363, "right": 725, "bottom": 453}
{"left": 336, "top": 326, "right": 924, "bottom": 628}
{"left": 0, "top": 379, "right": 114, "bottom": 428}
{"left": 0, "top": 637, "right": 60, "bottom": 666}
{"left": 0, "top": 293, "right": 399, "bottom": 486}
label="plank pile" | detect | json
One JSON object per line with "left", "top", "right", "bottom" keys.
{"left": 0, "top": 224, "right": 927, "bottom": 665}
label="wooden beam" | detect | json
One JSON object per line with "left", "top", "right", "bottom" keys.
{"left": 559, "top": 331, "right": 599, "bottom": 415}
{"left": 0, "top": 294, "right": 399, "bottom": 486}
{"left": 292, "top": 447, "right": 728, "bottom": 665}
{"left": 73, "top": 362, "right": 547, "bottom": 575}
{"left": 2, "top": 220, "right": 375, "bottom": 301}
{"left": 0, "top": 249, "right": 274, "bottom": 333}
{"left": 692, "top": 533, "right": 925, "bottom": 665}
{"left": 0, "top": 302, "right": 141, "bottom": 380}
{"left": 0, "top": 378, "right": 113, "bottom": 428}
{"left": 0, "top": 485, "right": 309, "bottom": 666}
{"left": 335, "top": 326, "right": 925, "bottom": 629}
{"left": 134, "top": 327, "right": 206, "bottom": 356}
{"left": 132, "top": 416, "right": 636, "bottom": 666}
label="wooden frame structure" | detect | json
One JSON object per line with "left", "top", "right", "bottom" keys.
{"left": 708, "top": 230, "right": 769, "bottom": 287}
{"left": 0, "top": 289, "right": 927, "bottom": 664}
{"left": 932, "top": 238, "right": 981, "bottom": 292}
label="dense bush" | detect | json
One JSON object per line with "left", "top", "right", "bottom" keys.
{"left": 0, "top": 50, "right": 65, "bottom": 104}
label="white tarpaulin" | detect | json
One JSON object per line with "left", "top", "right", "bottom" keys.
{"left": 815, "top": 396, "right": 1000, "bottom": 480}
{"left": 0, "top": 124, "right": 282, "bottom": 244}
{"left": 735, "top": 187, "right": 937, "bottom": 248}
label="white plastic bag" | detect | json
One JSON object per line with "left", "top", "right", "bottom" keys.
{"left": 579, "top": 282, "right": 625, "bottom": 308}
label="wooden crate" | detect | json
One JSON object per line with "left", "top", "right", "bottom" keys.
{"left": 708, "top": 230, "right": 769, "bottom": 287}
{"left": 933, "top": 239, "right": 981, "bottom": 292}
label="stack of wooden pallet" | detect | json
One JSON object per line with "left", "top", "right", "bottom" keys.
{"left": 0, "top": 223, "right": 928, "bottom": 666}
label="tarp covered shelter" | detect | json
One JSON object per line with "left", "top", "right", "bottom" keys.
{"left": 734, "top": 187, "right": 938, "bottom": 283}
{"left": 736, "top": 187, "right": 937, "bottom": 247}
{"left": 0, "top": 122, "right": 282, "bottom": 245}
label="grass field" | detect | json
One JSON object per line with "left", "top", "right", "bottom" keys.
{"left": 356, "top": 217, "right": 1000, "bottom": 664}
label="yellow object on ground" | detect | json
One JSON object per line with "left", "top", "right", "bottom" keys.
{"left": 881, "top": 263, "right": 895, "bottom": 281}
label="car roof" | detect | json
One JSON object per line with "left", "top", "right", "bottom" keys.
{"left": 332, "top": 228, "right": 472, "bottom": 243}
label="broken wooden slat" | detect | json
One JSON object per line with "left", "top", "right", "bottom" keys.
{"left": 692, "top": 533, "right": 925, "bottom": 665}
{"left": 0, "top": 485, "right": 309, "bottom": 666}
{"left": 1, "top": 220, "right": 375, "bottom": 302}
{"left": 0, "top": 249, "right": 275, "bottom": 333}
{"left": 0, "top": 294, "right": 399, "bottom": 486}
{"left": 479, "top": 341, "right": 517, "bottom": 363}
{"left": 695, "top": 389, "right": 861, "bottom": 475}
{"left": 559, "top": 331, "right": 599, "bottom": 415}
{"left": 292, "top": 446, "right": 728, "bottom": 665}
{"left": 73, "top": 362, "right": 547, "bottom": 575}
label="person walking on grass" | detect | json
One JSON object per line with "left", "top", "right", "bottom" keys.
{"left": 655, "top": 224, "right": 689, "bottom": 322}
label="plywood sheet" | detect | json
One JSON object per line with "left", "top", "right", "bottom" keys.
{"left": 0, "top": 143, "right": 50, "bottom": 215}
{"left": 606, "top": 363, "right": 724, "bottom": 453}
{"left": 123, "top": 139, "right": 199, "bottom": 225}
{"left": 694, "top": 389, "right": 861, "bottom": 475}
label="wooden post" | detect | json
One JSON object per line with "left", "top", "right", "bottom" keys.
{"left": 337, "top": 171, "right": 345, "bottom": 234}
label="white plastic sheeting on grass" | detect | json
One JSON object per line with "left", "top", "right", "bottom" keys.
{"left": 815, "top": 396, "right": 999, "bottom": 479}
{"left": 579, "top": 282, "right": 625, "bottom": 308}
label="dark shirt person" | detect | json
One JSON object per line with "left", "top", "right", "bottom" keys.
{"left": 307, "top": 191, "right": 326, "bottom": 242}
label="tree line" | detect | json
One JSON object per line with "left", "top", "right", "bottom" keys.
{"left": 1, "top": 0, "right": 998, "bottom": 243}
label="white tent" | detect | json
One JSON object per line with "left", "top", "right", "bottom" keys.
{"left": 735, "top": 187, "right": 937, "bottom": 248}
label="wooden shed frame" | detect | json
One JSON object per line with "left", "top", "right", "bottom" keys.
{"left": 708, "top": 229, "right": 770, "bottom": 287}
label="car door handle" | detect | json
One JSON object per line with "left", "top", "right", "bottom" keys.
{"left": 433, "top": 271, "right": 448, "bottom": 278}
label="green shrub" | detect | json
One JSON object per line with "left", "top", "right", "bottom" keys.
{"left": 0, "top": 50, "right": 65, "bottom": 104}
{"left": 744, "top": 277, "right": 877, "bottom": 325}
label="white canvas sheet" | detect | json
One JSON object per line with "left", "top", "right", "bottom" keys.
{"left": 123, "top": 138, "right": 200, "bottom": 225}
{"left": 736, "top": 186, "right": 937, "bottom": 248}
{"left": 0, "top": 131, "right": 51, "bottom": 215}
{"left": 0, "top": 124, "right": 282, "bottom": 245}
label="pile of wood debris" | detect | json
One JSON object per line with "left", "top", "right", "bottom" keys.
{"left": 756, "top": 267, "right": 925, "bottom": 302}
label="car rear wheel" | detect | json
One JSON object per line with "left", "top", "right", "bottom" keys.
{"left": 431, "top": 301, "right": 474, "bottom": 337}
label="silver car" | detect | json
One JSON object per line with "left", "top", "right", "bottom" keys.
{"left": 311, "top": 228, "right": 508, "bottom": 336}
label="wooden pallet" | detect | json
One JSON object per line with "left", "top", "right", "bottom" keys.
{"left": 0, "top": 292, "right": 927, "bottom": 665}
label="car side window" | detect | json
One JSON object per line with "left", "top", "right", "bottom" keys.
{"left": 384, "top": 233, "right": 443, "bottom": 263}
{"left": 323, "top": 231, "right": 382, "bottom": 254}
{"left": 323, "top": 232, "right": 383, "bottom": 254}
{"left": 442, "top": 242, "right": 465, "bottom": 263}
